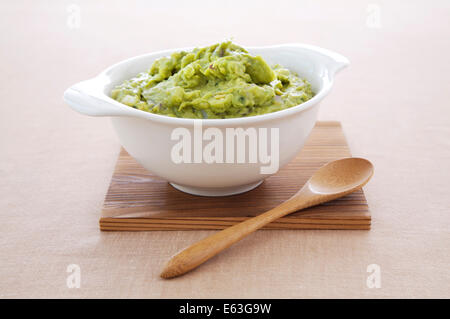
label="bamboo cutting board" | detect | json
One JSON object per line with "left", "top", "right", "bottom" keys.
{"left": 100, "top": 121, "right": 370, "bottom": 231}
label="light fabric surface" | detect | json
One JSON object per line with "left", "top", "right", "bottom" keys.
{"left": 1, "top": 0, "right": 449, "bottom": 298}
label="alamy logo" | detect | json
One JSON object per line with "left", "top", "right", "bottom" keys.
{"left": 66, "top": 264, "right": 81, "bottom": 288}
{"left": 171, "top": 120, "right": 280, "bottom": 174}
{"left": 366, "top": 264, "right": 381, "bottom": 288}
{"left": 366, "top": 4, "right": 382, "bottom": 29}
{"left": 66, "top": 4, "right": 81, "bottom": 29}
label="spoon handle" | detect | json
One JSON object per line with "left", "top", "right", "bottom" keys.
{"left": 160, "top": 200, "right": 301, "bottom": 279}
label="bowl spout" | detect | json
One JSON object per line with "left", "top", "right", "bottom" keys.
{"left": 63, "top": 76, "right": 126, "bottom": 117}
{"left": 326, "top": 51, "right": 350, "bottom": 76}
{"left": 291, "top": 44, "right": 349, "bottom": 77}
{"left": 318, "top": 47, "right": 350, "bottom": 77}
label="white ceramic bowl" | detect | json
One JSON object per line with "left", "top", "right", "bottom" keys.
{"left": 64, "top": 44, "right": 349, "bottom": 196}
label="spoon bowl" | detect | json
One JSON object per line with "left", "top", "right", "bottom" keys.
{"left": 307, "top": 158, "right": 374, "bottom": 195}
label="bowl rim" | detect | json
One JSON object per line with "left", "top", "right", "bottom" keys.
{"left": 87, "top": 43, "right": 348, "bottom": 126}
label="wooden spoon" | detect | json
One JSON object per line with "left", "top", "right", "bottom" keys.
{"left": 160, "top": 157, "right": 374, "bottom": 279}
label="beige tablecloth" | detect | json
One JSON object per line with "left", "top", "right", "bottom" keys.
{"left": 1, "top": 0, "right": 449, "bottom": 298}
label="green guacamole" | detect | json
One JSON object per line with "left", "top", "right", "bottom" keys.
{"left": 111, "top": 42, "right": 314, "bottom": 119}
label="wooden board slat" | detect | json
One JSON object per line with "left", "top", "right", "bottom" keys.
{"left": 100, "top": 121, "right": 371, "bottom": 231}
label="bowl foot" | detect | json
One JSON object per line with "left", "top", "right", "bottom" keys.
{"left": 169, "top": 180, "right": 263, "bottom": 197}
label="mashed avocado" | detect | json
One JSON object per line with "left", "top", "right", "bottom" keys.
{"left": 111, "top": 42, "right": 314, "bottom": 119}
